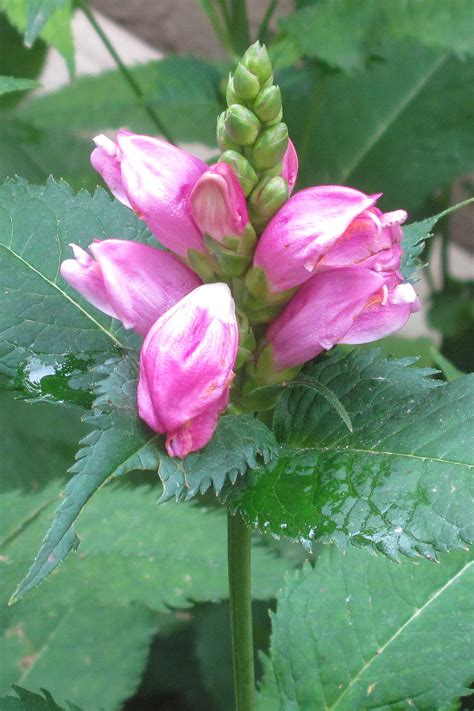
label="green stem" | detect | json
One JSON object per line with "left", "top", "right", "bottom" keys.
{"left": 199, "top": 0, "right": 234, "bottom": 55}
{"left": 257, "top": 0, "right": 278, "bottom": 43}
{"left": 228, "top": 510, "right": 256, "bottom": 711}
{"left": 75, "top": 0, "right": 175, "bottom": 143}
{"left": 231, "top": 0, "right": 251, "bottom": 54}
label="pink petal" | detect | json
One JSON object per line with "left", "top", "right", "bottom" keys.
{"left": 281, "top": 139, "right": 299, "bottom": 195}
{"left": 165, "top": 390, "right": 229, "bottom": 457}
{"left": 60, "top": 244, "right": 118, "bottom": 319}
{"left": 91, "top": 134, "right": 132, "bottom": 209}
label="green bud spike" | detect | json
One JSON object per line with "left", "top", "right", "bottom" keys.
{"left": 251, "top": 122, "right": 289, "bottom": 171}
{"left": 242, "top": 266, "right": 296, "bottom": 324}
{"left": 235, "top": 310, "right": 257, "bottom": 370}
{"left": 203, "top": 223, "right": 256, "bottom": 278}
{"left": 233, "top": 62, "right": 260, "bottom": 100}
{"left": 265, "top": 106, "right": 283, "bottom": 127}
{"left": 241, "top": 41, "right": 273, "bottom": 84}
{"left": 254, "top": 344, "right": 302, "bottom": 386}
{"left": 226, "top": 75, "right": 242, "bottom": 106}
{"left": 219, "top": 150, "right": 258, "bottom": 196}
{"left": 248, "top": 176, "right": 289, "bottom": 233}
{"left": 224, "top": 104, "right": 261, "bottom": 146}
{"left": 253, "top": 85, "right": 282, "bottom": 123}
{"left": 217, "top": 112, "right": 241, "bottom": 152}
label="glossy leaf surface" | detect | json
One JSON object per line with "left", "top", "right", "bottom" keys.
{"left": 232, "top": 350, "right": 474, "bottom": 557}
{"left": 258, "top": 546, "right": 473, "bottom": 710}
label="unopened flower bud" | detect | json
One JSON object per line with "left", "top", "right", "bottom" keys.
{"left": 219, "top": 150, "right": 258, "bottom": 197}
{"left": 226, "top": 75, "right": 243, "bottom": 106}
{"left": 251, "top": 122, "right": 288, "bottom": 170}
{"left": 249, "top": 176, "right": 289, "bottom": 233}
{"left": 224, "top": 104, "right": 261, "bottom": 146}
{"left": 241, "top": 41, "right": 273, "bottom": 84}
{"left": 233, "top": 62, "right": 260, "bottom": 99}
{"left": 254, "top": 85, "right": 282, "bottom": 123}
{"left": 217, "top": 112, "right": 240, "bottom": 152}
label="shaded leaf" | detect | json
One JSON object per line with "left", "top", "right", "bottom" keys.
{"left": 10, "top": 354, "right": 160, "bottom": 602}
{"left": 0, "top": 685, "right": 79, "bottom": 710}
{"left": 0, "top": 13, "right": 46, "bottom": 110}
{"left": 258, "top": 546, "right": 473, "bottom": 710}
{"left": 21, "top": 57, "right": 224, "bottom": 145}
{"left": 231, "top": 349, "right": 474, "bottom": 557}
{"left": 158, "top": 415, "right": 278, "bottom": 502}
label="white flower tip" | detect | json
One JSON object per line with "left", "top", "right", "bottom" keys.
{"left": 194, "top": 283, "right": 236, "bottom": 323}
{"left": 93, "top": 134, "right": 117, "bottom": 155}
{"left": 393, "top": 282, "right": 418, "bottom": 305}
{"left": 382, "top": 209, "right": 407, "bottom": 227}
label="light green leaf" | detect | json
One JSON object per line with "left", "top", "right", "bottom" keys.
{"left": 282, "top": 43, "right": 474, "bottom": 212}
{"left": 158, "top": 415, "right": 278, "bottom": 502}
{"left": 279, "top": 0, "right": 474, "bottom": 70}
{"left": 20, "top": 57, "right": 224, "bottom": 144}
{"left": 10, "top": 354, "right": 160, "bottom": 602}
{"left": 0, "top": 686, "right": 81, "bottom": 710}
{"left": 0, "top": 75, "right": 39, "bottom": 95}
{"left": 0, "top": 178, "right": 152, "bottom": 380}
{"left": 0, "top": 0, "right": 74, "bottom": 73}
{"left": 232, "top": 349, "right": 474, "bottom": 558}
{"left": 259, "top": 546, "right": 473, "bottom": 710}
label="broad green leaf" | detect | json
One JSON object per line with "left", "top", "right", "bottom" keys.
{"left": 232, "top": 349, "right": 474, "bottom": 557}
{"left": 401, "top": 198, "right": 474, "bottom": 279}
{"left": 0, "top": 0, "right": 74, "bottom": 73}
{"left": 0, "top": 75, "right": 39, "bottom": 95}
{"left": 0, "top": 686, "right": 81, "bottom": 710}
{"left": 0, "top": 118, "right": 97, "bottom": 191}
{"left": 20, "top": 57, "right": 224, "bottom": 145}
{"left": 158, "top": 415, "right": 278, "bottom": 502}
{"left": 258, "top": 546, "right": 473, "bottom": 710}
{"left": 0, "top": 13, "right": 46, "bottom": 110}
{"left": 0, "top": 178, "right": 152, "bottom": 380}
{"left": 280, "top": 0, "right": 474, "bottom": 70}
{"left": 282, "top": 43, "right": 474, "bottom": 212}
{"left": 10, "top": 354, "right": 160, "bottom": 602}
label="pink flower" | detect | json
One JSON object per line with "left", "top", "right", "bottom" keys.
{"left": 259, "top": 267, "right": 419, "bottom": 374}
{"left": 137, "top": 283, "right": 239, "bottom": 457}
{"left": 190, "top": 162, "right": 250, "bottom": 241}
{"left": 60, "top": 239, "right": 201, "bottom": 336}
{"left": 91, "top": 130, "right": 208, "bottom": 257}
{"left": 281, "top": 139, "right": 298, "bottom": 195}
{"left": 253, "top": 186, "right": 407, "bottom": 293}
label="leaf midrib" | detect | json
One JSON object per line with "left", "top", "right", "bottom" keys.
{"left": 296, "top": 445, "right": 472, "bottom": 468}
{"left": 329, "top": 559, "right": 473, "bottom": 710}
{"left": 0, "top": 241, "right": 122, "bottom": 347}
{"left": 340, "top": 53, "right": 448, "bottom": 182}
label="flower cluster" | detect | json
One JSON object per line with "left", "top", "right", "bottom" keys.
{"left": 61, "top": 43, "right": 418, "bottom": 457}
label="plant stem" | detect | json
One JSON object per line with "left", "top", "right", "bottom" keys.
{"left": 257, "top": 0, "right": 278, "bottom": 43}
{"left": 228, "top": 510, "right": 256, "bottom": 711}
{"left": 199, "top": 0, "right": 234, "bottom": 55}
{"left": 231, "top": 0, "right": 251, "bottom": 54}
{"left": 75, "top": 0, "right": 175, "bottom": 143}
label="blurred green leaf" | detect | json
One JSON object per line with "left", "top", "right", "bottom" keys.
{"left": 0, "top": 13, "right": 46, "bottom": 109}
{"left": 258, "top": 546, "right": 473, "bottom": 710}
{"left": 280, "top": 0, "right": 474, "bottom": 70}
{"left": 159, "top": 415, "right": 278, "bottom": 503}
{"left": 282, "top": 44, "right": 474, "bottom": 212}
{"left": 429, "top": 279, "right": 474, "bottom": 338}
{"left": 232, "top": 349, "right": 474, "bottom": 558}
{"left": 0, "top": 75, "right": 39, "bottom": 95}
{"left": 20, "top": 57, "right": 224, "bottom": 144}
{"left": 0, "top": 686, "right": 82, "bottom": 710}
{"left": 0, "top": 0, "right": 74, "bottom": 73}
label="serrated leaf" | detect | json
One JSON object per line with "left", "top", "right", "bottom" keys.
{"left": 0, "top": 75, "right": 39, "bottom": 95}
{"left": 158, "top": 415, "right": 278, "bottom": 502}
{"left": 20, "top": 57, "right": 223, "bottom": 145}
{"left": 282, "top": 43, "right": 474, "bottom": 212}
{"left": 231, "top": 349, "right": 474, "bottom": 558}
{"left": 0, "top": 177, "right": 152, "bottom": 381}
{"left": 258, "top": 546, "right": 473, "bottom": 710}
{"left": 280, "top": 0, "right": 474, "bottom": 70}
{"left": 401, "top": 198, "right": 474, "bottom": 279}
{"left": 0, "top": 685, "right": 78, "bottom": 710}
{"left": 10, "top": 354, "right": 160, "bottom": 602}
{"left": 0, "top": 0, "right": 74, "bottom": 73}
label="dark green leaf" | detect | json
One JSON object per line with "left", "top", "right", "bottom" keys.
{"left": 0, "top": 13, "right": 46, "bottom": 111}
{"left": 10, "top": 354, "right": 160, "bottom": 602}
{"left": 158, "top": 415, "right": 278, "bottom": 502}
{"left": 231, "top": 349, "right": 474, "bottom": 557}
{"left": 282, "top": 44, "right": 474, "bottom": 212}
{"left": 0, "top": 177, "right": 152, "bottom": 382}
{"left": 21, "top": 57, "right": 224, "bottom": 144}
{"left": 0, "top": 686, "right": 76, "bottom": 710}
{"left": 258, "top": 546, "right": 473, "bottom": 710}
{"left": 0, "top": 75, "right": 39, "bottom": 95}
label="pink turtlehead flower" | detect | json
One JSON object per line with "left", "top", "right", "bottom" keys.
{"left": 262, "top": 267, "right": 419, "bottom": 372}
{"left": 137, "top": 283, "right": 239, "bottom": 457}
{"left": 253, "top": 186, "right": 408, "bottom": 293}
{"left": 190, "top": 162, "right": 250, "bottom": 241}
{"left": 91, "top": 130, "right": 208, "bottom": 257}
{"left": 281, "top": 139, "right": 299, "bottom": 195}
{"left": 60, "top": 239, "right": 201, "bottom": 336}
